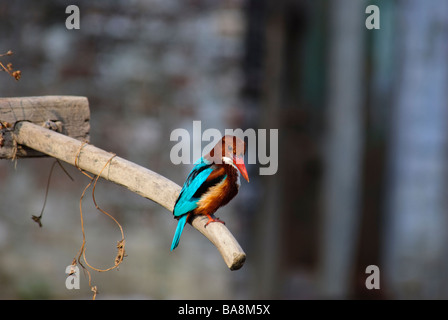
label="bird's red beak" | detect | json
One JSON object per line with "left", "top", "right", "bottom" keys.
{"left": 233, "top": 156, "right": 249, "bottom": 182}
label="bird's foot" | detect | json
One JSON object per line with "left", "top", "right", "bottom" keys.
{"left": 204, "top": 214, "right": 225, "bottom": 228}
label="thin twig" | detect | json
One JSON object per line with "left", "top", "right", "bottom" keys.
{"left": 32, "top": 159, "right": 74, "bottom": 227}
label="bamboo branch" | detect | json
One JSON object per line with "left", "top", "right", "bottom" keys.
{"left": 13, "top": 120, "right": 246, "bottom": 270}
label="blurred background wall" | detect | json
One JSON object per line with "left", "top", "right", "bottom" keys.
{"left": 1, "top": 0, "right": 448, "bottom": 299}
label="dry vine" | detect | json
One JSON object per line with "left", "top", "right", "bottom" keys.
{"left": 0, "top": 50, "right": 21, "bottom": 81}
{"left": 72, "top": 141, "right": 127, "bottom": 299}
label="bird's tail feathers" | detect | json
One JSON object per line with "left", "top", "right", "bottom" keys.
{"left": 170, "top": 214, "right": 188, "bottom": 251}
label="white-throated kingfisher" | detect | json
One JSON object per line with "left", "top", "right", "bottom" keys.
{"left": 170, "top": 135, "right": 249, "bottom": 251}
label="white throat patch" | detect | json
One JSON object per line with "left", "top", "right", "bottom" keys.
{"left": 222, "top": 156, "right": 241, "bottom": 188}
{"left": 222, "top": 156, "right": 237, "bottom": 169}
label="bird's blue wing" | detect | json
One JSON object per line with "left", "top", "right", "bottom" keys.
{"left": 173, "top": 157, "right": 213, "bottom": 217}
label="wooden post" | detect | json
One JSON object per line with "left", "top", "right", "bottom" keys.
{"left": 0, "top": 96, "right": 90, "bottom": 158}
{"left": 0, "top": 96, "right": 246, "bottom": 270}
